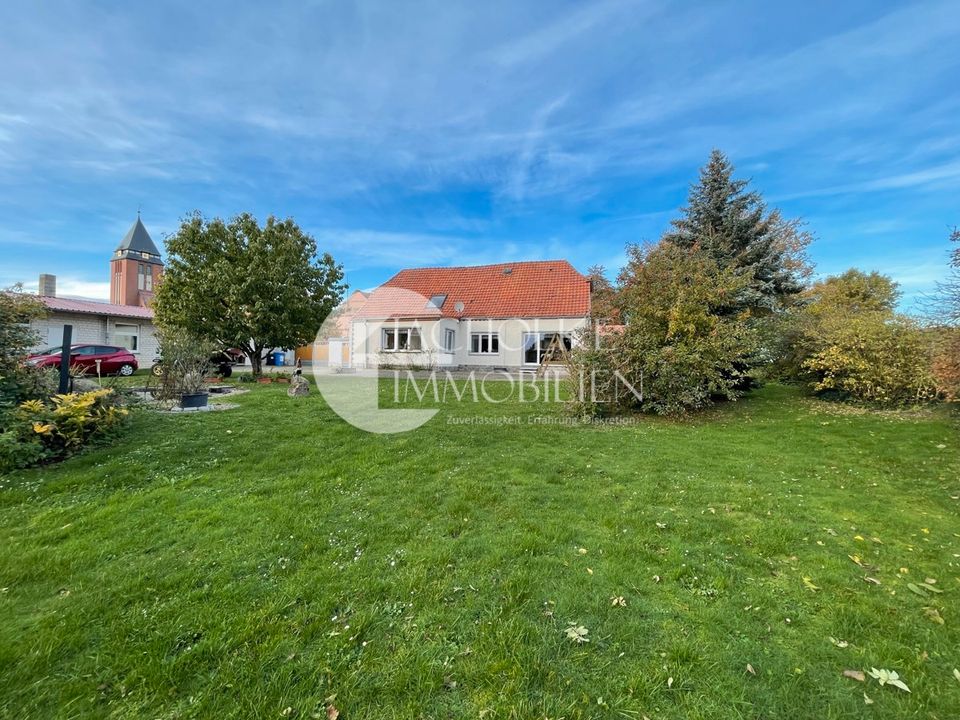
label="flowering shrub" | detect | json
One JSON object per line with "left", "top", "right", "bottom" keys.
{"left": 0, "top": 389, "right": 128, "bottom": 472}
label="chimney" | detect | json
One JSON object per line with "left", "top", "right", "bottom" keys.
{"left": 39, "top": 273, "right": 56, "bottom": 297}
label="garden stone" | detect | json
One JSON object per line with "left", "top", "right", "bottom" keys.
{"left": 288, "top": 376, "right": 310, "bottom": 397}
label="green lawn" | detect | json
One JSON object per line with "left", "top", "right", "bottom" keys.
{"left": 1, "top": 383, "right": 958, "bottom": 719}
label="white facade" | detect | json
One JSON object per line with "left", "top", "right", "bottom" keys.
{"left": 350, "top": 316, "right": 589, "bottom": 369}
{"left": 30, "top": 311, "right": 160, "bottom": 362}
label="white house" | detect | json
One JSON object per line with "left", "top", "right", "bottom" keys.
{"left": 350, "top": 260, "right": 592, "bottom": 370}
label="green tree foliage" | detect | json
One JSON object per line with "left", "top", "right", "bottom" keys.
{"left": 585, "top": 265, "right": 620, "bottom": 323}
{"left": 664, "top": 149, "right": 811, "bottom": 313}
{"left": 572, "top": 243, "right": 757, "bottom": 416}
{"left": 798, "top": 270, "right": 937, "bottom": 404}
{"left": 805, "top": 269, "right": 900, "bottom": 319}
{"left": 0, "top": 286, "right": 54, "bottom": 419}
{"left": 0, "top": 285, "right": 45, "bottom": 371}
{"left": 153, "top": 213, "right": 346, "bottom": 375}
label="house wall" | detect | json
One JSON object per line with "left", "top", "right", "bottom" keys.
{"left": 30, "top": 312, "right": 160, "bottom": 363}
{"left": 351, "top": 316, "right": 589, "bottom": 369}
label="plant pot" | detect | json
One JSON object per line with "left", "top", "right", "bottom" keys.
{"left": 180, "top": 392, "right": 209, "bottom": 409}
{"left": 274, "top": 377, "right": 290, "bottom": 383}
{"left": 257, "top": 377, "right": 273, "bottom": 384}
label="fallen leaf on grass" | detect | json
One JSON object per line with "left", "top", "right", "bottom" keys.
{"left": 565, "top": 624, "right": 590, "bottom": 644}
{"left": 849, "top": 555, "right": 864, "bottom": 567}
{"left": 863, "top": 692, "right": 874, "bottom": 705}
{"left": 867, "top": 667, "right": 910, "bottom": 692}
{"left": 610, "top": 595, "right": 627, "bottom": 607}
{"left": 843, "top": 669, "right": 865, "bottom": 682}
{"left": 667, "top": 677, "right": 674, "bottom": 688}
{"left": 746, "top": 663, "right": 756, "bottom": 675}
{"left": 907, "top": 583, "right": 928, "bottom": 597}
{"left": 919, "top": 583, "right": 942, "bottom": 594}
{"left": 829, "top": 637, "right": 849, "bottom": 648}
{"left": 953, "top": 668, "right": 960, "bottom": 683}
{"left": 586, "top": 567, "right": 593, "bottom": 575}
{"left": 326, "top": 705, "right": 339, "bottom": 720}
{"left": 864, "top": 576, "right": 881, "bottom": 585}
{"left": 802, "top": 576, "right": 820, "bottom": 592}
{"left": 923, "top": 607, "right": 944, "bottom": 625}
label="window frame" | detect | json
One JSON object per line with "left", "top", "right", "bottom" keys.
{"left": 137, "top": 263, "right": 153, "bottom": 292}
{"left": 443, "top": 328, "right": 455, "bottom": 353}
{"left": 522, "top": 332, "right": 572, "bottom": 365}
{"left": 114, "top": 323, "right": 140, "bottom": 353}
{"left": 469, "top": 331, "right": 500, "bottom": 355}
{"left": 381, "top": 327, "right": 422, "bottom": 352}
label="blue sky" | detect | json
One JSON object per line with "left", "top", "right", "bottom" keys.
{"left": 1, "top": 1, "right": 958, "bottom": 308}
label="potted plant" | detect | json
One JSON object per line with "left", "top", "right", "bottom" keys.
{"left": 154, "top": 326, "right": 215, "bottom": 409}
{"left": 179, "top": 370, "right": 209, "bottom": 408}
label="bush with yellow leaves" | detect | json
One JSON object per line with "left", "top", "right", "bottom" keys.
{"left": 0, "top": 388, "right": 129, "bottom": 472}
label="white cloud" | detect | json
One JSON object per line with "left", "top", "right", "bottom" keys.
{"left": 19, "top": 278, "right": 110, "bottom": 301}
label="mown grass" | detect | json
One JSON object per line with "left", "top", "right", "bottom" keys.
{"left": 0, "top": 383, "right": 958, "bottom": 719}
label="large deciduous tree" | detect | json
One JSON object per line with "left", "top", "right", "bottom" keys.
{"left": 664, "top": 149, "right": 811, "bottom": 314}
{"left": 153, "top": 213, "right": 346, "bottom": 375}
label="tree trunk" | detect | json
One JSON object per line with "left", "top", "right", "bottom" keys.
{"left": 249, "top": 349, "right": 262, "bottom": 376}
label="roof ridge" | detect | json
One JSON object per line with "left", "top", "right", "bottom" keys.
{"left": 393, "top": 259, "right": 576, "bottom": 273}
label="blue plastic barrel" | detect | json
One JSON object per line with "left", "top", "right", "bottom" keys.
{"left": 273, "top": 351, "right": 285, "bottom": 366}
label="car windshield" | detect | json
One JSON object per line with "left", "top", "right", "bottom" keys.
{"left": 40, "top": 346, "right": 62, "bottom": 355}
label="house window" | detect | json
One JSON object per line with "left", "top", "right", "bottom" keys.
{"left": 523, "top": 333, "right": 572, "bottom": 365}
{"left": 114, "top": 323, "right": 140, "bottom": 352}
{"left": 443, "top": 329, "right": 455, "bottom": 353}
{"left": 470, "top": 332, "right": 499, "bottom": 354}
{"left": 382, "top": 327, "right": 422, "bottom": 351}
{"left": 137, "top": 264, "right": 152, "bottom": 291}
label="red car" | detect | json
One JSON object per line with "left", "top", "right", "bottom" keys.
{"left": 26, "top": 344, "right": 139, "bottom": 376}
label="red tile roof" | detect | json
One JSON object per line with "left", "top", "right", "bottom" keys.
{"left": 39, "top": 296, "right": 154, "bottom": 320}
{"left": 356, "top": 260, "right": 591, "bottom": 320}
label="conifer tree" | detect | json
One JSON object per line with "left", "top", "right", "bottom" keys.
{"left": 664, "top": 149, "right": 809, "bottom": 313}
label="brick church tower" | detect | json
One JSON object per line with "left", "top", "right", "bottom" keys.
{"left": 110, "top": 215, "right": 163, "bottom": 307}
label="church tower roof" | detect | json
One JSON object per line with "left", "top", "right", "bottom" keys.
{"left": 115, "top": 216, "right": 162, "bottom": 264}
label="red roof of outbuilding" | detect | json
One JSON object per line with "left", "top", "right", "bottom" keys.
{"left": 356, "top": 260, "right": 590, "bottom": 320}
{"left": 39, "top": 296, "right": 154, "bottom": 320}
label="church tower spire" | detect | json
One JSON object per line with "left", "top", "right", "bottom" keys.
{"left": 110, "top": 216, "right": 163, "bottom": 306}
